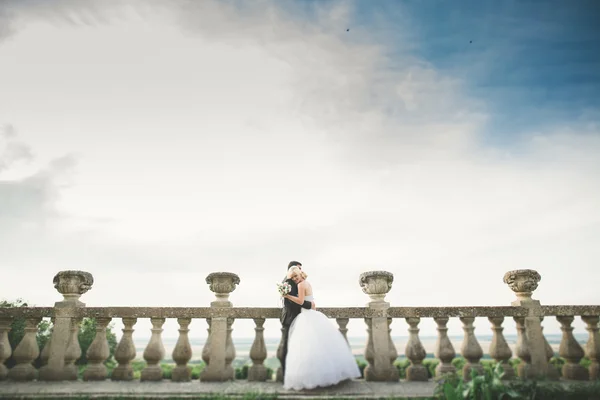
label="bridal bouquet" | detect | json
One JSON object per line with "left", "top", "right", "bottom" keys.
{"left": 277, "top": 282, "right": 292, "bottom": 296}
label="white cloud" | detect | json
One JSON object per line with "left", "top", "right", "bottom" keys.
{"left": 0, "top": 1, "right": 598, "bottom": 339}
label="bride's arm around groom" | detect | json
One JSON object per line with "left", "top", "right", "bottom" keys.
{"left": 279, "top": 261, "right": 313, "bottom": 378}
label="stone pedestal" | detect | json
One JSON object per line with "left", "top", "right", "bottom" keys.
{"left": 503, "top": 269, "right": 548, "bottom": 378}
{"left": 39, "top": 270, "right": 93, "bottom": 381}
{"left": 360, "top": 271, "right": 397, "bottom": 381}
{"left": 200, "top": 272, "right": 240, "bottom": 382}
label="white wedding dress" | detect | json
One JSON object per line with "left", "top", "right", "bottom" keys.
{"left": 284, "top": 295, "right": 361, "bottom": 390}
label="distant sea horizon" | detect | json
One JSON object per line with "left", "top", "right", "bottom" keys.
{"left": 131, "top": 333, "right": 587, "bottom": 363}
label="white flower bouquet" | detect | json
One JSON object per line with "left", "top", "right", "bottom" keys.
{"left": 277, "top": 281, "right": 292, "bottom": 296}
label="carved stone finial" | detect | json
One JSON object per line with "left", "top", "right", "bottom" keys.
{"left": 53, "top": 270, "right": 94, "bottom": 303}
{"left": 359, "top": 271, "right": 393, "bottom": 303}
{"left": 503, "top": 269, "right": 541, "bottom": 301}
{"left": 206, "top": 272, "right": 240, "bottom": 306}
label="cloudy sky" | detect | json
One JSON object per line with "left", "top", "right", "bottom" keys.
{"left": 1, "top": 0, "right": 599, "bottom": 339}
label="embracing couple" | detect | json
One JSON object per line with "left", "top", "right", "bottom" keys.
{"left": 279, "top": 261, "right": 360, "bottom": 390}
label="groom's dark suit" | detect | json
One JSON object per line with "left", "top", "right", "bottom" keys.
{"left": 280, "top": 276, "right": 312, "bottom": 377}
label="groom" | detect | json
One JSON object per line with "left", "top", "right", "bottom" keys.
{"left": 280, "top": 260, "right": 313, "bottom": 378}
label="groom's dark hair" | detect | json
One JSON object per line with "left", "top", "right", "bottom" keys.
{"left": 287, "top": 261, "right": 302, "bottom": 270}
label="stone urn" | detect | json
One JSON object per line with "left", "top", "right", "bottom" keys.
{"left": 359, "top": 271, "right": 394, "bottom": 304}
{"left": 503, "top": 269, "right": 541, "bottom": 302}
{"left": 53, "top": 270, "right": 94, "bottom": 304}
{"left": 206, "top": 272, "right": 240, "bottom": 307}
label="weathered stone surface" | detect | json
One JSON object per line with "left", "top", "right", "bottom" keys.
{"left": 62, "top": 318, "right": 82, "bottom": 381}
{"left": 0, "top": 317, "right": 13, "bottom": 380}
{"left": 248, "top": 318, "right": 267, "bottom": 382}
{"left": 53, "top": 270, "right": 94, "bottom": 304}
{"left": 514, "top": 317, "right": 533, "bottom": 379}
{"left": 171, "top": 318, "right": 192, "bottom": 382}
{"left": 336, "top": 318, "right": 350, "bottom": 343}
{"left": 200, "top": 316, "right": 230, "bottom": 381}
{"left": 387, "top": 318, "right": 399, "bottom": 381}
{"left": 206, "top": 272, "right": 240, "bottom": 307}
{"left": 112, "top": 318, "right": 137, "bottom": 381}
{"left": 542, "top": 306, "right": 600, "bottom": 316}
{"left": 434, "top": 317, "right": 456, "bottom": 377}
{"left": 459, "top": 317, "right": 484, "bottom": 380}
{"left": 405, "top": 318, "right": 427, "bottom": 381}
{"left": 359, "top": 271, "right": 393, "bottom": 304}
{"left": 583, "top": 315, "right": 600, "bottom": 380}
{"left": 0, "top": 308, "right": 54, "bottom": 319}
{"left": 387, "top": 306, "right": 528, "bottom": 318}
{"left": 488, "top": 317, "right": 514, "bottom": 380}
{"left": 558, "top": 316, "right": 589, "bottom": 380}
{"left": 141, "top": 317, "right": 166, "bottom": 381}
{"left": 0, "top": 380, "right": 439, "bottom": 399}
{"left": 3, "top": 305, "right": 600, "bottom": 321}
{"left": 541, "top": 320, "right": 560, "bottom": 381}
{"left": 83, "top": 317, "right": 111, "bottom": 381}
{"left": 362, "top": 272, "right": 396, "bottom": 382}
{"left": 39, "top": 271, "right": 91, "bottom": 382}
{"left": 503, "top": 269, "right": 541, "bottom": 301}
{"left": 7, "top": 317, "right": 41, "bottom": 381}
{"left": 75, "top": 307, "right": 373, "bottom": 319}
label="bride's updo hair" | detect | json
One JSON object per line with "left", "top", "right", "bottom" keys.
{"left": 287, "top": 266, "right": 307, "bottom": 280}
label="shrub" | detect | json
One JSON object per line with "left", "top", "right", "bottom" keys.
{"left": 161, "top": 363, "right": 174, "bottom": 379}
{"left": 435, "top": 363, "right": 600, "bottom": 400}
{"left": 393, "top": 359, "right": 410, "bottom": 379}
{"left": 356, "top": 359, "right": 367, "bottom": 378}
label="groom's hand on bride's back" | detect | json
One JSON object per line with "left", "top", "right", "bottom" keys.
{"left": 311, "top": 302, "right": 316, "bottom": 310}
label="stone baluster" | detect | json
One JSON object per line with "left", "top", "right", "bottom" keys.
{"left": 40, "top": 270, "right": 92, "bottom": 381}
{"left": 0, "top": 317, "right": 12, "bottom": 380}
{"left": 388, "top": 318, "right": 399, "bottom": 380}
{"left": 460, "top": 317, "right": 484, "bottom": 380}
{"left": 503, "top": 269, "right": 548, "bottom": 378}
{"left": 39, "top": 318, "right": 55, "bottom": 367}
{"left": 141, "top": 317, "right": 166, "bottom": 381}
{"left": 112, "top": 317, "right": 137, "bottom": 381}
{"left": 541, "top": 318, "right": 559, "bottom": 381}
{"left": 224, "top": 317, "right": 236, "bottom": 380}
{"left": 202, "top": 318, "right": 212, "bottom": 366}
{"left": 434, "top": 317, "right": 456, "bottom": 377}
{"left": 248, "top": 318, "right": 268, "bottom": 381}
{"left": 63, "top": 318, "right": 82, "bottom": 380}
{"left": 276, "top": 327, "right": 286, "bottom": 382}
{"left": 360, "top": 271, "right": 396, "bottom": 381}
{"left": 514, "top": 316, "right": 532, "bottom": 378}
{"left": 172, "top": 318, "right": 192, "bottom": 382}
{"left": 364, "top": 317, "right": 375, "bottom": 378}
{"left": 583, "top": 316, "right": 600, "bottom": 380}
{"left": 8, "top": 317, "right": 42, "bottom": 381}
{"left": 557, "top": 316, "right": 589, "bottom": 380}
{"left": 200, "top": 272, "right": 240, "bottom": 381}
{"left": 83, "top": 317, "right": 112, "bottom": 381}
{"left": 336, "top": 318, "right": 350, "bottom": 344}
{"left": 488, "top": 317, "right": 514, "bottom": 379}
{"left": 405, "top": 317, "right": 427, "bottom": 381}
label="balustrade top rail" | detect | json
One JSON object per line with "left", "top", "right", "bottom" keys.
{"left": 2, "top": 305, "right": 600, "bottom": 319}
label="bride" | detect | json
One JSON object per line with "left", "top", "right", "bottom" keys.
{"left": 282, "top": 266, "right": 361, "bottom": 390}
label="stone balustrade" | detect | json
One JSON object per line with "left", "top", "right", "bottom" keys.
{"left": 0, "top": 269, "right": 599, "bottom": 385}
